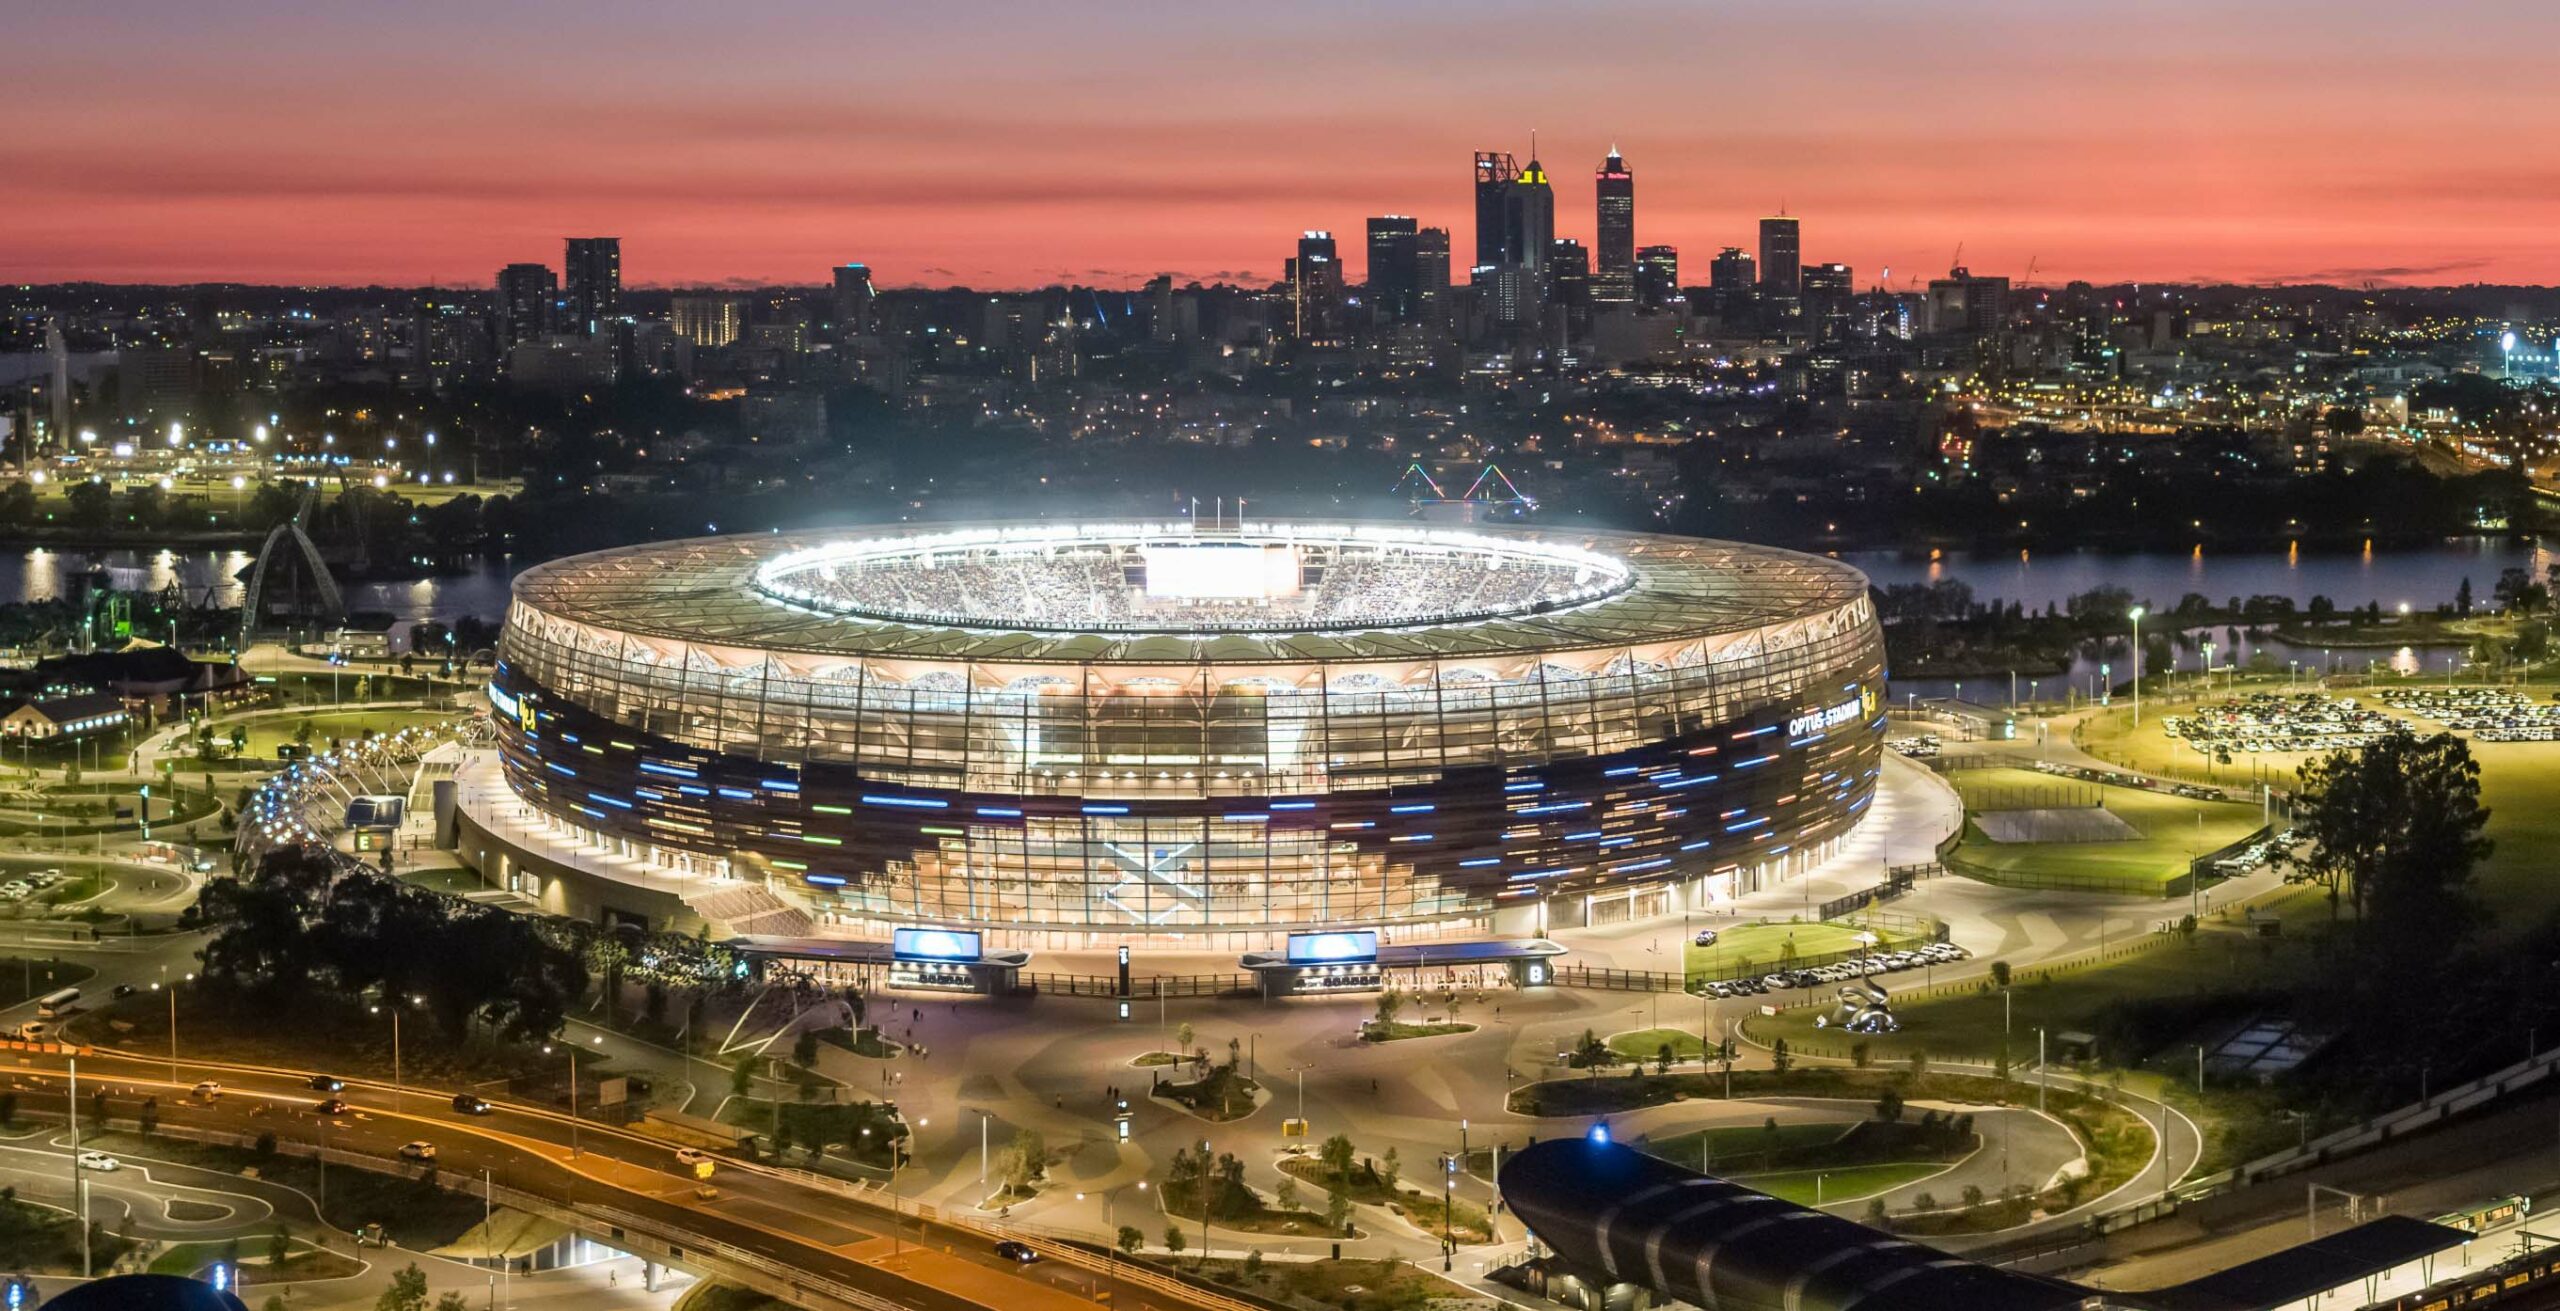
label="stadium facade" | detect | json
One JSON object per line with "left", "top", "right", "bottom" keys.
{"left": 483, "top": 520, "right": 1885, "bottom": 947}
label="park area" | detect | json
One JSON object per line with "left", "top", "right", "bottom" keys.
{"left": 1943, "top": 765, "right": 2264, "bottom": 893}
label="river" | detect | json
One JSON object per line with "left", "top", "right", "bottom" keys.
{"left": 1838, "top": 538, "right": 2558, "bottom": 704}
{"left": 0, "top": 548, "right": 521, "bottom": 623}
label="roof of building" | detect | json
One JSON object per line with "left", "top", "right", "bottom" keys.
{"left": 1498, "top": 1137, "right": 2472, "bottom": 1311}
{"left": 507, "top": 520, "right": 1874, "bottom": 666}
{"left": 9, "top": 692, "right": 127, "bottom": 722}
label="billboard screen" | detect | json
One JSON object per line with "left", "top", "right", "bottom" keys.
{"left": 1285, "top": 930, "right": 1379, "bottom": 964}
{"left": 892, "top": 927, "right": 983, "bottom": 961}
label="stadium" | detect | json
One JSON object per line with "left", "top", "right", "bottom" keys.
{"left": 477, "top": 520, "right": 1886, "bottom": 948}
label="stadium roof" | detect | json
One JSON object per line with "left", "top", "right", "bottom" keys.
{"left": 508, "top": 521, "right": 1873, "bottom": 666}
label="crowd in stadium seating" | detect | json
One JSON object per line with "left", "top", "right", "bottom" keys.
{"left": 788, "top": 549, "right": 1611, "bottom": 631}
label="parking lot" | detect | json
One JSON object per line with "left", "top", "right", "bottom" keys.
{"left": 1691, "top": 940, "right": 1971, "bottom": 1000}
{"left": 2161, "top": 693, "right": 2398, "bottom": 755}
{"left": 2382, "top": 687, "right": 2560, "bottom": 741}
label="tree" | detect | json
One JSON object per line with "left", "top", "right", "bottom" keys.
{"left": 1319, "top": 1133, "right": 1357, "bottom": 1181}
{"left": 377, "top": 1263, "right": 429, "bottom": 1311}
{"left": 1865, "top": 1198, "right": 1890, "bottom": 1226}
{"left": 1162, "top": 1224, "right": 1186, "bottom": 1256}
{"left": 1656, "top": 1041, "right": 1675, "bottom": 1075}
{"left": 1174, "top": 1021, "right": 1193, "bottom": 1055}
{"left": 1850, "top": 1040, "right": 1872, "bottom": 1069}
{"left": 2289, "top": 732, "right": 2493, "bottom": 959}
{"left": 1873, "top": 1087, "right": 1904, "bottom": 1123}
{"left": 1117, "top": 1225, "right": 1145, "bottom": 1254}
{"left": 1001, "top": 1127, "right": 1047, "bottom": 1192}
{"left": 1374, "top": 986, "right": 1404, "bottom": 1028}
{"left": 1990, "top": 960, "right": 2011, "bottom": 989}
{"left": 793, "top": 1029, "right": 820, "bottom": 1069}
{"left": 1770, "top": 1038, "right": 1791, "bottom": 1074}
{"left": 1907, "top": 1051, "right": 1930, "bottom": 1083}
{"left": 1962, "top": 1184, "right": 1987, "bottom": 1209}
{"left": 1324, "top": 1188, "right": 1353, "bottom": 1235}
{"left": 435, "top": 1295, "right": 473, "bottom": 1311}
{"left": 1274, "top": 1177, "right": 1301, "bottom": 1214}
{"left": 269, "top": 1222, "right": 291, "bottom": 1267}
{"left": 730, "top": 1054, "right": 757, "bottom": 1099}
{"left": 1380, "top": 1145, "right": 1401, "bottom": 1188}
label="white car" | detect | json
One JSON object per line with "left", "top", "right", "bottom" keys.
{"left": 673, "top": 1147, "right": 712, "bottom": 1166}
{"left": 76, "top": 1152, "right": 117, "bottom": 1172}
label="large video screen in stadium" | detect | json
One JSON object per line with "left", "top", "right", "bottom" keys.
{"left": 1140, "top": 544, "right": 1301, "bottom": 600}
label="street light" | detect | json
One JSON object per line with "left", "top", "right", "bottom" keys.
{"left": 151, "top": 966, "right": 194, "bottom": 1084}
{"left": 2130, "top": 607, "right": 2146, "bottom": 727}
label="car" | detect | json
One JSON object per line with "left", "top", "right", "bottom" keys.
{"left": 1691, "top": 928, "right": 1720, "bottom": 948}
{"left": 110, "top": 984, "right": 135, "bottom": 999}
{"left": 398, "top": 1141, "right": 437, "bottom": 1162}
{"left": 191, "top": 1081, "right": 223, "bottom": 1101}
{"left": 308, "top": 1074, "right": 345, "bottom": 1092}
{"left": 994, "top": 1240, "right": 1042, "bottom": 1264}
{"left": 673, "top": 1147, "right": 712, "bottom": 1167}
{"left": 76, "top": 1152, "right": 117, "bottom": 1172}
{"left": 15, "top": 1023, "right": 48, "bottom": 1042}
{"left": 450, "top": 1093, "right": 491, "bottom": 1115}
{"left": 313, "top": 1097, "right": 351, "bottom": 1116}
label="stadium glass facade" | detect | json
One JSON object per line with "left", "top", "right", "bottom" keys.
{"left": 487, "top": 521, "right": 1886, "bottom": 945}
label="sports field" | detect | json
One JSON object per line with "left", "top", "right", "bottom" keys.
{"left": 1947, "top": 766, "right": 2264, "bottom": 888}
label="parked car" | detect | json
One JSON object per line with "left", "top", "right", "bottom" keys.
{"left": 1691, "top": 928, "right": 1720, "bottom": 947}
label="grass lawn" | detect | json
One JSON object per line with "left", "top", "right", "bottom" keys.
{"left": 234, "top": 709, "right": 452, "bottom": 761}
{"left": 1154, "top": 1066, "right": 1261, "bottom": 1121}
{"left": 1358, "top": 1021, "right": 1475, "bottom": 1043}
{"left": 1686, "top": 920, "right": 1922, "bottom": 981}
{"left": 148, "top": 1237, "right": 360, "bottom": 1284}
{"left": 1159, "top": 1175, "right": 1342, "bottom": 1238}
{"left": 1607, "top": 1026, "right": 1711, "bottom": 1063}
{"left": 1730, "top": 1162, "right": 1948, "bottom": 1205}
{"left": 1632, "top": 1121, "right": 1848, "bottom": 1172}
{"left": 1946, "top": 765, "right": 2264, "bottom": 888}
{"left": 1276, "top": 1157, "right": 1492, "bottom": 1243}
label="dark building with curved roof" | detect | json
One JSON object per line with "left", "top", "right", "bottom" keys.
{"left": 1499, "top": 1135, "right": 2471, "bottom": 1311}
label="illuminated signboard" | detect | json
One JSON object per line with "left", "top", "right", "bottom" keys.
{"left": 1788, "top": 687, "right": 1879, "bottom": 738}
{"left": 1286, "top": 930, "right": 1379, "bottom": 964}
{"left": 892, "top": 927, "right": 983, "bottom": 961}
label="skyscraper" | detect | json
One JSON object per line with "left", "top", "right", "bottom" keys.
{"left": 1548, "top": 237, "right": 1592, "bottom": 338}
{"left": 1757, "top": 217, "right": 1800, "bottom": 313}
{"left": 1366, "top": 216, "right": 1420, "bottom": 324}
{"left": 495, "top": 262, "right": 558, "bottom": 349}
{"left": 1800, "top": 261, "right": 1854, "bottom": 342}
{"left": 670, "top": 294, "right": 746, "bottom": 348}
{"left": 1635, "top": 245, "right": 1680, "bottom": 311}
{"left": 1709, "top": 247, "right": 1757, "bottom": 321}
{"left": 1414, "top": 227, "right": 1452, "bottom": 324}
{"left": 832, "top": 264, "right": 877, "bottom": 336}
{"left": 1472, "top": 152, "right": 1521, "bottom": 272}
{"left": 1594, "top": 148, "right": 1635, "bottom": 306}
{"left": 564, "top": 237, "right": 621, "bottom": 338}
{"left": 1291, "top": 231, "right": 1344, "bottom": 339}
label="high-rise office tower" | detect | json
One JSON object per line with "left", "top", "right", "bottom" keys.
{"left": 564, "top": 237, "right": 622, "bottom": 337}
{"left": 1548, "top": 237, "right": 1592, "bottom": 337}
{"left": 1474, "top": 151, "right": 1546, "bottom": 327}
{"left": 832, "top": 264, "right": 877, "bottom": 336}
{"left": 1709, "top": 247, "right": 1757, "bottom": 321}
{"left": 1757, "top": 217, "right": 1800, "bottom": 309}
{"left": 1414, "top": 227, "right": 1451, "bottom": 324}
{"left": 1594, "top": 148, "right": 1635, "bottom": 305}
{"left": 1635, "top": 245, "right": 1680, "bottom": 310}
{"left": 1366, "top": 217, "right": 1420, "bottom": 324}
{"left": 670, "top": 294, "right": 746, "bottom": 347}
{"left": 44, "top": 322, "right": 68, "bottom": 448}
{"left": 1800, "top": 261, "right": 1854, "bottom": 342}
{"left": 1473, "top": 152, "right": 1522, "bottom": 271}
{"left": 495, "top": 262, "right": 558, "bottom": 349}
{"left": 1291, "top": 231, "right": 1344, "bottom": 338}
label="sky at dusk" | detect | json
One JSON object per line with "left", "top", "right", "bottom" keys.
{"left": 8, "top": 0, "right": 2560, "bottom": 291}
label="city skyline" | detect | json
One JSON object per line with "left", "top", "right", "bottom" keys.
{"left": 8, "top": 0, "right": 2557, "bottom": 290}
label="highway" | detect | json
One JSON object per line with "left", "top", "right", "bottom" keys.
{"left": 0, "top": 1044, "right": 1221, "bottom": 1311}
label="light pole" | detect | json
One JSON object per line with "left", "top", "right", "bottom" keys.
{"left": 154, "top": 965, "right": 194, "bottom": 1084}
{"left": 2131, "top": 607, "right": 2146, "bottom": 727}
{"left": 1440, "top": 1151, "right": 1456, "bottom": 1270}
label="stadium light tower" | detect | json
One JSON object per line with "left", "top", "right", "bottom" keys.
{"left": 2129, "top": 607, "right": 2145, "bottom": 727}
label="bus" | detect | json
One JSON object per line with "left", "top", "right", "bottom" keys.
{"left": 35, "top": 988, "right": 78, "bottom": 1019}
